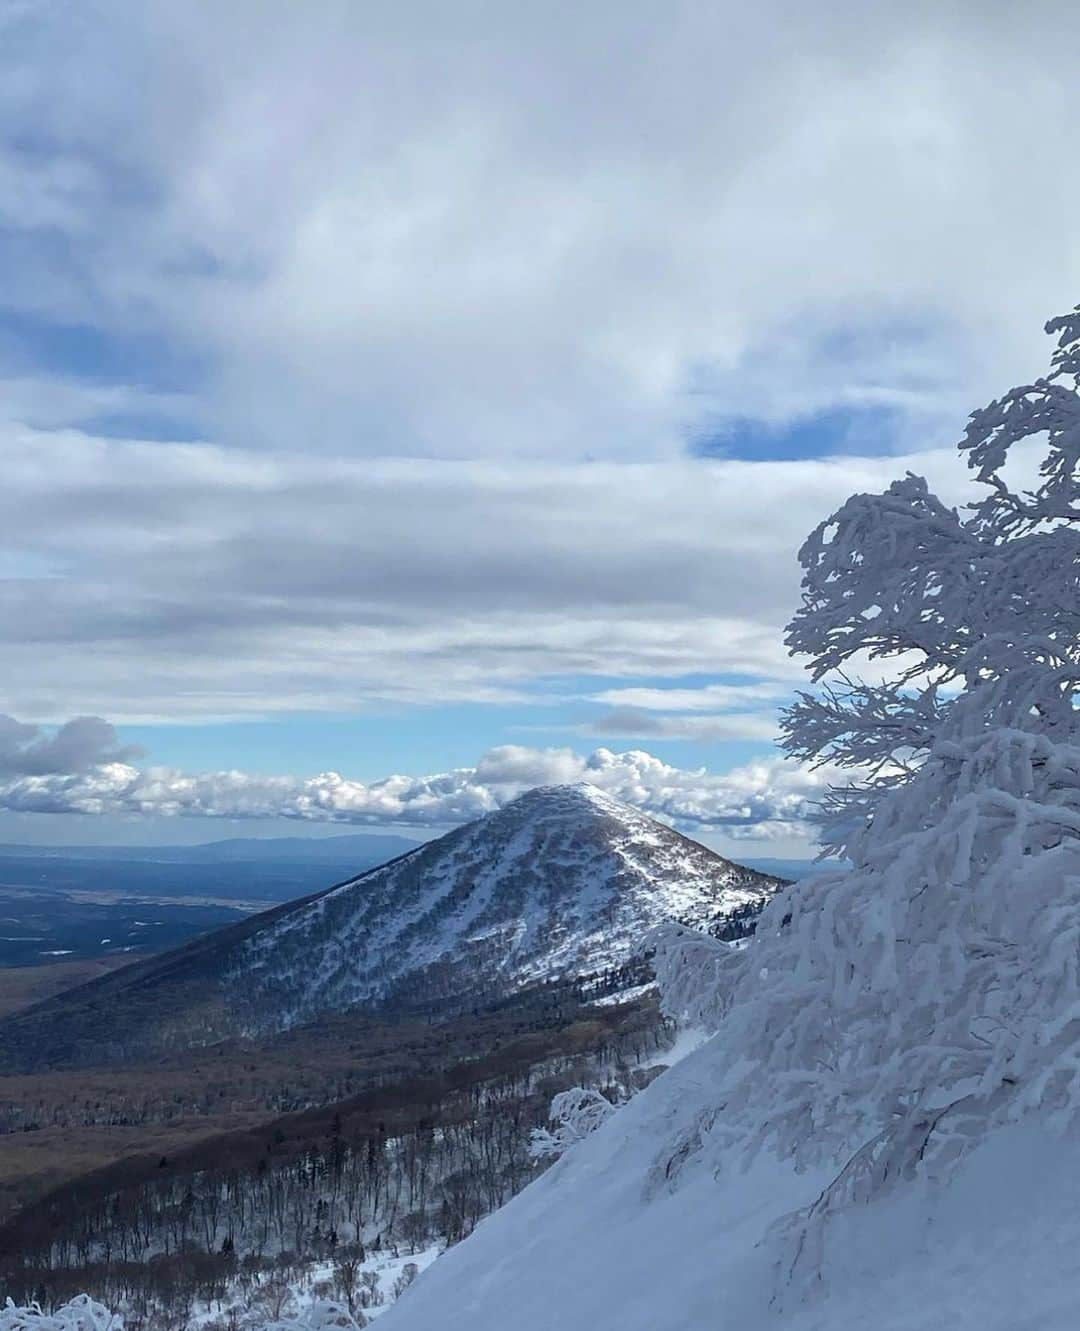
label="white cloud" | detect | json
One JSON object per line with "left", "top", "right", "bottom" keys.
{"left": 592, "top": 682, "right": 790, "bottom": 712}
{"left": 2, "top": 2, "right": 1079, "bottom": 460}
{"left": 0, "top": 726, "right": 835, "bottom": 839}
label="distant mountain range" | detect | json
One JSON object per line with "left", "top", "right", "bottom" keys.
{"left": 0, "top": 833, "right": 815, "bottom": 893}
{"left": 0, "top": 831, "right": 421, "bottom": 865}
{"left": 0, "top": 783, "right": 784, "bottom": 1070}
{"left": 0, "top": 833, "right": 424, "bottom": 912}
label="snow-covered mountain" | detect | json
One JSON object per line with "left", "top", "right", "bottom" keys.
{"left": 0, "top": 783, "right": 782, "bottom": 1067}
{"left": 231, "top": 782, "right": 783, "bottom": 1029}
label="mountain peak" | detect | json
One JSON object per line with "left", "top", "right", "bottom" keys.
{"left": 0, "top": 784, "right": 785, "bottom": 1068}
{"left": 225, "top": 783, "right": 783, "bottom": 1033}
{"left": 495, "top": 780, "right": 637, "bottom": 821}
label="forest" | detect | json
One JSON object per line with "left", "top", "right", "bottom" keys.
{"left": 0, "top": 980, "right": 669, "bottom": 1328}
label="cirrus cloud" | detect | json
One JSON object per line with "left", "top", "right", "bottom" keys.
{"left": 583, "top": 707, "right": 780, "bottom": 743}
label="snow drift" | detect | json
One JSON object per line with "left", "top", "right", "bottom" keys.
{"left": 377, "top": 1033, "right": 1080, "bottom": 1330}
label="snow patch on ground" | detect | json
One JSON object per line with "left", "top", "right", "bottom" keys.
{"left": 637, "top": 1022, "right": 707, "bottom": 1070}
{"left": 589, "top": 980, "right": 656, "bottom": 1008}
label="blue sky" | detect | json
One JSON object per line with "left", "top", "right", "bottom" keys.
{"left": 118, "top": 679, "right": 776, "bottom": 779}
{"left": 0, "top": 0, "right": 1076, "bottom": 853}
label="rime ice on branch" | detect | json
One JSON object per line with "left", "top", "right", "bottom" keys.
{"left": 0, "top": 1297, "right": 122, "bottom": 1331}
{"left": 783, "top": 308, "right": 1080, "bottom": 860}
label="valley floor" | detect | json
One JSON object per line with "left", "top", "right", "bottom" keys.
{"left": 0, "top": 956, "right": 141, "bottom": 1020}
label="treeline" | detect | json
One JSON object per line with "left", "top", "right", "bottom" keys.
{"left": 572, "top": 955, "right": 655, "bottom": 1001}
{"left": 707, "top": 899, "right": 765, "bottom": 941}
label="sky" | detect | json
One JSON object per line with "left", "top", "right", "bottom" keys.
{"left": 1, "top": 0, "right": 1079, "bottom": 855}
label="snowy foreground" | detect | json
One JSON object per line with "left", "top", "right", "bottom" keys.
{"left": 377, "top": 1039, "right": 1080, "bottom": 1331}
{"left": 10, "top": 1056, "right": 1078, "bottom": 1331}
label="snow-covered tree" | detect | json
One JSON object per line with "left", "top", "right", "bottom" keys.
{"left": 262, "top": 1298, "right": 367, "bottom": 1331}
{"left": 0, "top": 1294, "right": 370, "bottom": 1331}
{"left": 782, "top": 307, "right": 1080, "bottom": 857}
{"left": 529, "top": 1087, "right": 616, "bottom": 1161}
{"left": 0, "top": 1299, "right": 121, "bottom": 1331}
{"left": 652, "top": 305, "right": 1080, "bottom": 1295}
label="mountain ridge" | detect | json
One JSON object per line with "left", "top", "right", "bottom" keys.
{"left": 230, "top": 782, "right": 784, "bottom": 1030}
{"left": 0, "top": 783, "right": 783, "bottom": 1069}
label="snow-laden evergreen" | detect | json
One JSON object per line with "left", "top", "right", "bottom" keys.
{"left": 783, "top": 306, "right": 1080, "bottom": 859}
{"left": 652, "top": 303, "right": 1080, "bottom": 1289}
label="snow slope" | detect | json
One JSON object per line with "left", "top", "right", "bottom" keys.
{"left": 381, "top": 1030, "right": 1080, "bottom": 1331}
{"left": 231, "top": 783, "right": 782, "bottom": 1029}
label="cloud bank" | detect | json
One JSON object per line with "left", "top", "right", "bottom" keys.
{"left": 0, "top": 431, "right": 975, "bottom": 722}
{"left": 0, "top": 717, "right": 832, "bottom": 839}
